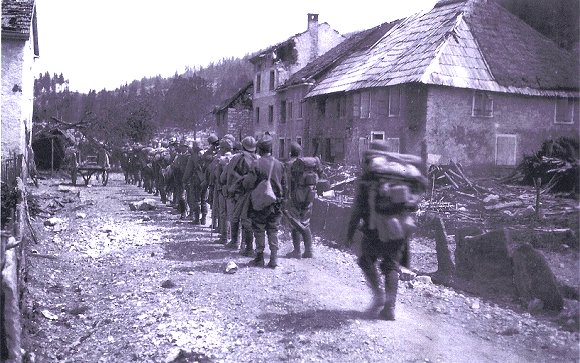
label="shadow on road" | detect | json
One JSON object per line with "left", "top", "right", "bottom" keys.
{"left": 259, "top": 308, "right": 371, "bottom": 332}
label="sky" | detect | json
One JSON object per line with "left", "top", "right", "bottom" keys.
{"left": 35, "top": 0, "right": 438, "bottom": 93}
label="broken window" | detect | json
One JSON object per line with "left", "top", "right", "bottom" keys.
{"left": 280, "top": 100, "right": 286, "bottom": 123}
{"left": 495, "top": 134, "right": 517, "bottom": 166}
{"left": 388, "top": 86, "right": 401, "bottom": 117}
{"left": 269, "top": 70, "right": 275, "bottom": 91}
{"left": 256, "top": 73, "right": 261, "bottom": 93}
{"left": 555, "top": 97, "right": 575, "bottom": 124}
{"left": 279, "top": 138, "right": 285, "bottom": 159}
{"left": 472, "top": 91, "right": 493, "bottom": 117}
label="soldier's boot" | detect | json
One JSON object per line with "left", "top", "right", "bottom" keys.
{"left": 226, "top": 221, "right": 240, "bottom": 249}
{"left": 251, "top": 252, "right": 265, "bottom": 267}
{"left": 193, "top": 212, "right": 200, "bottom": 225}
{"left": 200, "top": 214, "right": 207, "bottom": 226}
{"left": 358, "top": 257, "right": 385, "bottom": 316}
{"left": 285, "top": 230, "right": 301, "bottom": 258}
{"left": 379, "top": 270, "right": 399, "bottom": 321}
{"left": 267, "top": 250, "right": 278, "bottom": 269}
{"left": 301, "top": 229, "right": 314, "bottom": 258}
{"left": 241, "top": 229, "right": 255, "bottom": 257}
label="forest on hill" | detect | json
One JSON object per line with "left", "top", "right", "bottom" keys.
{"left": 32, "top": 0, "right": 579, "bottom": 148}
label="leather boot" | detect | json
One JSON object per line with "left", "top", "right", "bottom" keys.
{"left": 285, "top": 230, "right": 302, "bottom": 258}
{"left": 267, "top": 252, "right": 278, "bottom": 269}
{"left": 193, "top": 212, "right": 200, "bottom": 225}
{"left": 241, "top": 229, "right": 255, "bottom": 256}
{"left": 301, "top": 229, "right": 314, "bottom": 258}
{"left": 379, "top": 270, "right": 399, "bottom": 321}
{"left": 251, "top": 252, "right": 265, "bottom": 267}
{"left": 358, "top": 257, "right": 385, "bottom": 316}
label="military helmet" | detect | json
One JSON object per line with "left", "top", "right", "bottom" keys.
{"left": 207, "top": 134, "right": 219, "bottom": 145}
{"left": 241, "top": 136, "right": 257, "bottom": 152}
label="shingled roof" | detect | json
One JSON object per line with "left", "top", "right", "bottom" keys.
{"left": 1, "top": 0, "right": 35, "bottom": 40}
{"left": 307, "top": 0, "right": 578, "bottom": 98}
{"left": 280, "top": 20, "right": 401, "bottom": 89}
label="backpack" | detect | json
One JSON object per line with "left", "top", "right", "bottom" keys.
{"left": 363, "top": 151, "right": 426, "bottom": 242}
{"left": 290, "top": 157, "right": 320, "bottom": 206}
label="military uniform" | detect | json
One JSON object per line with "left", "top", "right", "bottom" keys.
{"left": 213, "top": 139, "right": 235, "bottom": 243}
{"left": 245, "top": 135, "right": 286, "bottom": 268}
{"left": 223, "top": 136, "right": 258, "bottom": 254}
{"left": 284, "top": 142, "right": 323, "bottom": 259}
{"left": 345, "top": 141, "right": 426, "bottom": 320}
{"left": 182, "top": 142, "right": 204, "bottom": 224}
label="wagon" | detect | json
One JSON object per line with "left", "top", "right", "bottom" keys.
{"left": 71, "top": 154, "right": 110, "bottom": 186}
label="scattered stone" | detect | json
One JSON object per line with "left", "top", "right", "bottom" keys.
{"left": 517, "top": 205, "right": 536, "bottom": 218}
{"left": 471, "top": 301, "right": 480, "bottom": 310}
{"left": 129, "top": 199, "right": 157, "bottom": 211}
{"left": 399, "top": 267, "right": 416, "bottom": 281}
{"left": 257, "top": 328, "right": 265, "bottom": 334}
{"left": 44, "top": 217, "right": 64, "bottom": 226}
{"left": 75, "top": 212, "right": 87, "bottom": 219}
{"left": 161, "top": 280, "right": 177, "bottom": 289}
{"left": 225, "top": 261, "right": 238, "bottom": 274}
{"left": 414, "top": 276, "right": 432, "bottom": 285}
{"left": 41, "top": 310, "right": 59, "bottom": 320}
{"left": 142, "top": 215, "right": 152, "bottom": 221}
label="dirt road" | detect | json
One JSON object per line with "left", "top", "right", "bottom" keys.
{"left": 22, "top": 174, "right": 578, "bottom": 362}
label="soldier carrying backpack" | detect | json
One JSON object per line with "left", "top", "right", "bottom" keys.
{"left": 284, "top": 142, "right": 324, "bottom": 259}
{"left": 345, "top": 140, "right": 427, "bottom": 321}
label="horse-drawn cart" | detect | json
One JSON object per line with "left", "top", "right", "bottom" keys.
{"left": 71, "top": 154, "right": 110, "bottom": 186}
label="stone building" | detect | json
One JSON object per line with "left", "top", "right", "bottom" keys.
{"left": 1, "top": 0, "right": 39, "bottom": 166}
{"left": 248, "top": 13, "right": 344, "bottom": 158}
{"left": 213, "top": 82, "right": 253, "bottom": 141}
{"left": 300, "top": 0, "right": 579, "bottom": 171}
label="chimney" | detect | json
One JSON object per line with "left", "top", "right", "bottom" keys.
{"left": 307, "top": 13, "right": 319, "bottom": 60}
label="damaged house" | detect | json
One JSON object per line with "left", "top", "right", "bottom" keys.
{"left": 213, "top": 82, "right": 253, "bottom": 141}
{"left": 248, "top": 13, "right": 345, "bottom": 157}
{"left": 292, "top": 0, "right": 579, "bottom": 170}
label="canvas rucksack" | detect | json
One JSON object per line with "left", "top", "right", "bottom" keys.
{"left": 290, "top": 157, "right": 320, "bottom": 206}
{"left": 363, "top": 150, "right": 426, "bottom": 242}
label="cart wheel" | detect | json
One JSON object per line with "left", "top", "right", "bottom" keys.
{"left": 71, "top": 168, "right": 77, "bottom": 186}
{"left": 102, "top": 170, "right": 109, "bottom": 186}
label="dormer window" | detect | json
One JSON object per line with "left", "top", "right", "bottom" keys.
{"left": 472, "top": 91, "right": 493, "bottom": 117}
{"left": 555, "top": 97, "right": 575, "bottom": 124}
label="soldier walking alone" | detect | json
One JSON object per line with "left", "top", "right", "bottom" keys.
{"left": 345, "top": 141, "right": 427, "bottom": 320}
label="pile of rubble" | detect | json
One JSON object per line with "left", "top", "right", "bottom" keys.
{"left": 501, "top": 137, "right": 579, "bottom": 194}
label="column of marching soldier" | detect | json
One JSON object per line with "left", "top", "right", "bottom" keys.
{"left": 119, "top": 133, "right": 322, "bottom": 269}
{"left": 119, "top": 134, "right": 428, "bottom": 321}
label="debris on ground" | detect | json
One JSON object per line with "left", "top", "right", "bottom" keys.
{"left": 501, "top": 137, "right": 579, "bottom": 194}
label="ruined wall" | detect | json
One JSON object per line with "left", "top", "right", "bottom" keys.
{"left": 1, "top": 38, "right": 35, "bottom": 159}
{"left": 425, "top": 86, "right": 579, "bottom": 170}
